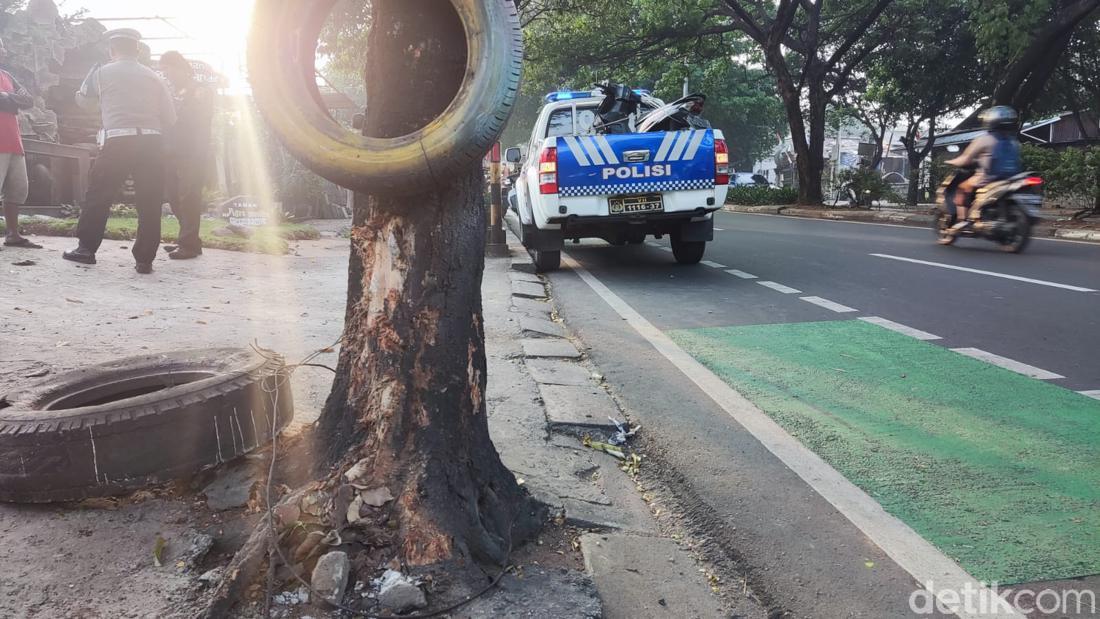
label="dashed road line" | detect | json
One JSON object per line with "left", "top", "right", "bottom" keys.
{"left": 1080, "top": 390, "right": 1100, "bottom": 400}
{"left": 871, "top": 254, "right": 1097, "bottom": 293}
{"left": 725, "top": 269, "right": 757, "bottom": 280}
{"left": 859, "top": 317, "right": 941, "bottom": 341}
{"left": 560, "top": 252, "right": 1025, "bottom": 619}
{"left": 950, "top": 348, "right": 1065, "bottom": 380}
{"left": 757, "top": 281, "right": 802, "bottom": 294}
{"left": 701, "top": 260, "right": 728, "bottom": 269}
{"left": 801, "top": 296, "right": 858, "bottom": 313}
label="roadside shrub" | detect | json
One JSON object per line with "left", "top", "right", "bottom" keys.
{"left": 834, "top": 168, "right": 902, "bottom": 206}
{"left": 726, "top": 185, "right": 798, "bottom": 206}
{"left": 1021, "top": 145, "right": 1100, "bottom": 211}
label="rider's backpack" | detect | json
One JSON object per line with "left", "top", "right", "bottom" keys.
{"left": 989, "top": 133, "right": 1021, "bottom": 180}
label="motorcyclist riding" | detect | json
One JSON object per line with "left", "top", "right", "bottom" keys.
{"left": 941, "top": 106, "right": 1022, "bottom": 242}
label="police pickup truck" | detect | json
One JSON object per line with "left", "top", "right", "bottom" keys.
{"left": 504, "top": 90, "right": 730, "bottom": 272}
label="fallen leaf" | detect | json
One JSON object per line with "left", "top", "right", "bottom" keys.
{"left": 343, "top": 458, "right": 371, "bottom": 482}
{"left": 153, "top": 535, "right": 167, "bottom": 567}
{"left": 196, "top": 320, "right": 208, "bottom": 325}
{"left": 64, "top": 297, "right": 83, "bottom": 304}
{"left": 864, "top": 561, "right": 875, "bottom": 569}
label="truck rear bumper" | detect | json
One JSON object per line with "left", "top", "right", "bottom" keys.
{"left": 551, "top": 208, "right": 716, "bottom": 244}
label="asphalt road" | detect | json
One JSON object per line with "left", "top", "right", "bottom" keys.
{"left": 545, "top": 212, "right": 1100, "bottom": 618}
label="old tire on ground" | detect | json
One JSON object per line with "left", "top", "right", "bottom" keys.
{"left": 0, "top": 348, "right": 293, "bottom": 503}
{"left": 247, "top": 0, "right": 523, "bottom": 195}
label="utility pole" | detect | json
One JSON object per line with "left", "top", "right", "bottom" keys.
{"left": 486, "top": 142, "right": 508, "bottom": 256}
{"left": 683, "top": 76, "right": 690, "bottom": 98}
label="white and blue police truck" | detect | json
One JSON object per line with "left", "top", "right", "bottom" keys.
{"left": 504, "top": 90, "right": 730, "bottom": 272}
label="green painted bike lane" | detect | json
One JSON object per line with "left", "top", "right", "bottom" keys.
{"left": 670, "top": 319, "right": 1100, "bottom": 585}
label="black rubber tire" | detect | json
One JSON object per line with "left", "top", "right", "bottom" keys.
{"left": 532, "top": 249, "right": 561, "bottom": 273}
{"left": 0, "top": 348, "right": 293, "bottom": 503}
{"left": 248, "top": 0, "right": 523, "bottom": 195}
{"left": 671, "top": 238, "right": 706, "bottom": 265}
{"left": 1000, "top": 205, "right": 1032, "bottom": 254}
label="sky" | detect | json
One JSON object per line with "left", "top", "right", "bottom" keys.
{"left": 61, "top": 0, "right": 257, "bottom": 87}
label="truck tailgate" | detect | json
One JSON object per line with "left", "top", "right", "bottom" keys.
{"left": 555, "top": 130, "right": 716, "bottom": 198}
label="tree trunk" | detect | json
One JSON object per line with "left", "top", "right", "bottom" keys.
{"left": 768, "top": 48, "right": 824, "bottom": 205}
{"left": 805, "top": 80, "right": 829, "bottom": 205}
{"left": 317, "top": 0, "right": 539, "bottom": 571}
{"left": 993, "top": 0, "right": 1100, "bottom": 113}
{"left": 907, "top": 152, "right": 922, "bottom": 206}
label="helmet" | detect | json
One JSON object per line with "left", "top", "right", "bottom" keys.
{"left": 980, "top": 106, "right": 1019, "bottom": 131}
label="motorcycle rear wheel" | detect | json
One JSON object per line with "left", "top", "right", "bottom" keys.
{"left": 998, "top": 204, "right": 1032, "bottom": 254}
{"left": 933, "top": 209, "right": 956, "bottom": 246}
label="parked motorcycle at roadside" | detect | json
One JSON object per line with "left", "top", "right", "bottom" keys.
{"left": 934, "top": 161, "right": 1044, "bottom": 253}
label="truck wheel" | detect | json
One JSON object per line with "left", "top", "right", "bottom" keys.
{"left": 671, "top": 239, "right": 706, "bottom": 265}
{"left": 248, "top": 0, "right": 523, "bottom": 195}
{"left": 532, "top": 250, "right": 561, "bottom": 273}
{"left": 0, "top": 348, "right": 293, "bottom": 503}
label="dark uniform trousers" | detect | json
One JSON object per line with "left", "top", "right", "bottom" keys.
{"left": 167, "top": 154, "right": 205, "bottom": 253}
{"left": 77, "top": 134, "right": 165, "bottom": 264}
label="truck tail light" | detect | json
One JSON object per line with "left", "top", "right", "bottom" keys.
{"left": 715, "top": 139, "right": 730, "bottom": 186}
{"left": 539, "top": 146, "right": 558, "bottom": 194}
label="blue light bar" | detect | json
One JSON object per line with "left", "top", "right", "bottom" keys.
{"left": 545, "top": 90, "right": 599, "bottom": 103}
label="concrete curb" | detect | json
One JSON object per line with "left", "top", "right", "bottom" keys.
{"left": 724, "top": 204, "right": 1100, "bottom": 242}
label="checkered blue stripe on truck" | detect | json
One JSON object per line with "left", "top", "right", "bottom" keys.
{"left": 558, "top": 178, "right": 714, "bottom": 198}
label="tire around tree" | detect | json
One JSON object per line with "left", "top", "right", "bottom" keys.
{"left": 247, "top": 0, "right": 523, "bottom": 195}
{"left": 0, "top": 348, "right": 293, "bottom": 503}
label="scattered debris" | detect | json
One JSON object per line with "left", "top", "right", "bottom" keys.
{"left": 582, "top": 436, "right": 625, "bottom": 460}
{"left": 311, "top": 551, "right": 350, "bottom": 606}
{"left": 273, "top": 586, "right": 311, "bottom": 605}
{"left": 607, "top": 417, "right": 639, "bottom": 446}
{"left": 23, "top": 367, "right": 50, "bottom": 378}
{"left": 181, "top": 533, "right": 215, "bottom": 570}
{"left": 357, "top": 486, "right": 394, "bottom": 507}
{"left": 201, "top": 465, "right": 258, "bottom": 511}
{"left": 64, "top": 297, "right": 83, "bottom": 304}
{"left": 375, "top": 569, "right": 427, "bottom": 613}
{"left": 197, "top": 567, "right": 224, "bottom": 587}
{"left": 343, "top": 458, "right": 370, "bottom": 483}
{"left": 12, "top": 260, "right": 35, "bottom": 266}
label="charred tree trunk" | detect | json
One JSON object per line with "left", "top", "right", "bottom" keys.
{"left": 317, "top": 0, "right": 539, "bottom": 570}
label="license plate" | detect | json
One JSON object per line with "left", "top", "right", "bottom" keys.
{"left": 609, "top": 194, "right": 664, "bottom": 215}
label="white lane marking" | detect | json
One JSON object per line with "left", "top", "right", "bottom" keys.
{"left": 560, "top": 252, "right": 1025, "bottom": 619}
{"left": 951, "top": 348, "right": 1065, "bottom": 380}
{"left": 802, "top": 296, "right": 859, "bottom": 313}
{"left": 731, "top": 211, "right": 1100, "bottom": 246}
{"left": 860, "top": 317, "right": 942, "bottom": 341}
{"left": 757, "top": 281, "right": 802, "bottom": 294}
{"left": 726, "top": 269, "right": 757, "bottom": 279}
{"left": 871, "top": 254, "right": 1097, "bottom": 293}
{"left": 1079, "top": 390, "right": 1100, "bottom": 400}
{"left": 701, "top": 260, "right": 728, "bottom": 269}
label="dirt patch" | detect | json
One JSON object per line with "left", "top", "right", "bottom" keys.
{"left": 0, "top": 231, "right": 350, "bottom": 617}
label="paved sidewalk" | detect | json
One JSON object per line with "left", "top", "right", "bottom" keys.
{"left": 483, "top": 245, "right": 764, "bottom": 618}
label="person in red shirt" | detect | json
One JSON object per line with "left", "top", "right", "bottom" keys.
{"left": 0, "top": 37, "right": 40, "bottom": 250}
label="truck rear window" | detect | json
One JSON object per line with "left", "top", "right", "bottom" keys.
{"left": 545, "top": 107, "right": 598, "bottom": 138}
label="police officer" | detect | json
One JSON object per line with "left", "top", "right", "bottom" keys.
{"left": 159, "top": 50, "right": 214, "bottom": 260}
{"left": 64, "top": 29, "right": 176, "bottom": 274}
